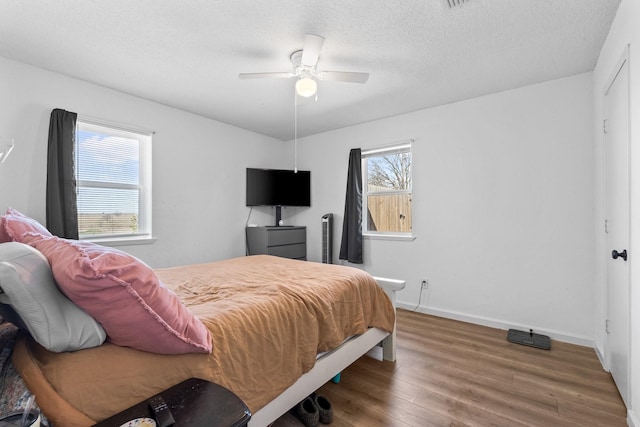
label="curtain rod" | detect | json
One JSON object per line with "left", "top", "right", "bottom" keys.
{"left": 362, "top": 139, "right": 413, "bottom": 156}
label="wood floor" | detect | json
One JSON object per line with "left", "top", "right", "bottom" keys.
{"left": 317, "top": 309, "right": 627, "bottom": 426}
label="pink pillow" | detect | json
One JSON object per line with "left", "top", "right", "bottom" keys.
{"left": 0, "top": 208, "right": 52, "bottom": 243}
{"left": 21, "top": 233, "right": 212, "bottom": 355}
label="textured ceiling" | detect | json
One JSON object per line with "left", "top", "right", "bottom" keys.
{"left": 0, "top": 0, "right": 621, "bottom": 141}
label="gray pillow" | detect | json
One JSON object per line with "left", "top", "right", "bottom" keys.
{"left": 0, "top": 242, "right": 106, "bottom": 352}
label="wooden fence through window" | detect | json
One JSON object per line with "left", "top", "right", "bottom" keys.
{"left": 367, "top": 193, "right": 412, "bottom": 232}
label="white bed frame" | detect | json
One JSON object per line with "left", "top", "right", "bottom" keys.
{"left": 249, "top": 277, "right": 405, "bottom": 427}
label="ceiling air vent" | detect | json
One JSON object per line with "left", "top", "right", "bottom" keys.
{"left": 441, "top": 0, "right": 470, "bottom": 9}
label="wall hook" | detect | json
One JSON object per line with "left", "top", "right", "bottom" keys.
{"left": 0, "top": 138, "right": 15, "bottom": 164}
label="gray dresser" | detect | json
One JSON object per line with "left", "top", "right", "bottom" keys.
{"left": 246, "top": 226, "right": 307, "bottom": 260}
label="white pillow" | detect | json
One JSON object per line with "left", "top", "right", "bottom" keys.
{"left": 0, "top": 242, "right": 106, "bottom": 352}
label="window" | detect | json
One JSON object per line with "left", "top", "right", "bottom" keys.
{"left": 362, "top": 142, "right": 412, "bottom": 237}
{"left": 75, "top": 119, "right": 152, "bottom": 241}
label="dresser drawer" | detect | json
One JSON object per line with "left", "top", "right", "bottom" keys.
{"left": 266, "top": 228, "right": 306, "bottom": 246}
{"left": 267, "top": 243, "right": 306, "bottom": 259}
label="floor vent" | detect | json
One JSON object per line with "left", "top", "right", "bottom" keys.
{"left": 507, "top": 329, "right": 551, "bottom": 350}
{"left": 441, "top": 0, "right": 470, "bottom": 9}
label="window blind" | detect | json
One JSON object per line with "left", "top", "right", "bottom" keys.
{"left": 75, "top": 120, "right": 151, "bottom": 239}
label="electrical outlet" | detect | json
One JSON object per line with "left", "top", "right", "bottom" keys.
{"left": 421, "top": 279, "right": 429, "bottom": 289}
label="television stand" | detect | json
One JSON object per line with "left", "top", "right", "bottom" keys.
{"left": 246, "top": 226, "right": 307, "bottom": 260}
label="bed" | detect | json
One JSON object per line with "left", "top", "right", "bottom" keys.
{"left": 4, "top": 247, "right": 397, "bottom": 427}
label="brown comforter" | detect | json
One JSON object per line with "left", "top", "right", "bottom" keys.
{"left": 13, "top": 255, "right": 395, "bottom": 426}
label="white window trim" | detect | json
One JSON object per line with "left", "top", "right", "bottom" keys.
{"left": 362, "top": 140, "right": 414, "bottom": 240}
{"left": 75, "top": 117, "right": 154, "bottom": 243}
{"left": 87, "top": 236, "right": 158, "bottom": 247}
{"left": 363, "top": 232, "right": 416, "bottom": 242}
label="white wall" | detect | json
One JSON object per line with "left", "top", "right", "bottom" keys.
{"left": 296, "top": 73, "right": 595, "bottom": 345}
{"left": 0, "top": 56, "right": 285, "bottom": 268}
{"left": 593, "top": 0, "right": 640, "bottom": 424}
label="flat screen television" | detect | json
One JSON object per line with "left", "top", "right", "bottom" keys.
{"left": 246, "top": 168, "right": 311, "bottom": 207}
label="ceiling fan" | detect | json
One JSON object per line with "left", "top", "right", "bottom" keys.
{"left": 239, "top": 34, "right": 369, "bottom": 98}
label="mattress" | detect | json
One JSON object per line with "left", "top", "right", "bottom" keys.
{"left": 13, "top": 255, "right": 395, "bottom": 426}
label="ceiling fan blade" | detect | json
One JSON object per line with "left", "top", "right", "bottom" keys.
{"left": 239, "top": 72, "right": 295, "bottom": 79}
{"left": 316, "top": 71, "right": 369, "bottom": 83}
{"left": 301, "top": 34, "right": 325, "bottom": 66}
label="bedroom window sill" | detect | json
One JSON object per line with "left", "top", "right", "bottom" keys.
{"left": 84, "top": 236, "right": 158, "bottom": 247}
{"left": 363, "top": 233, "right": 415, "bottom": 242}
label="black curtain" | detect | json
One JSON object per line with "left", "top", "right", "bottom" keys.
{"left": 339, "top": 148, "right": 363, "bottom": 264}
{"left": 46, "top": 108, "right": 79, "bottom": 239}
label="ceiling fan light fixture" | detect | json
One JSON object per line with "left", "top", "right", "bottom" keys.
{"left": 295, "top": 77, "right": 317, "bottom": 97}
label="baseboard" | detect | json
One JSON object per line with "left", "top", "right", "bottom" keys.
{"left": 594, "top": 344, "right": 608, "bottom": 372}
{"left": 397, "top": 301, "right": 594, "bottom": 348}
{"left": 629, "top": 408, "right": 639, "bottom": 427}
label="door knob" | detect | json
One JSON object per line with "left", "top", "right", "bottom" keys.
{"left": 612, "top": 249, "right": 628, "bottom": 261}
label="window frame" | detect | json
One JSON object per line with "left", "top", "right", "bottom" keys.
{"left": 75, "top": 118, "right": 153, "bottom": 244}
{"left": 361, "top": 141, "right": 414, "bottom": 241}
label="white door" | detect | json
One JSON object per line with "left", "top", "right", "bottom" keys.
{"left": 604, "top": 50, "right": 630, "bottom": 407}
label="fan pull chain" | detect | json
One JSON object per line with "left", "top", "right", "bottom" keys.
{"left": 293, "top": 87, "right": 298, "bottom": 173}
